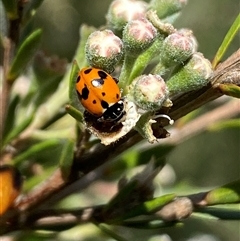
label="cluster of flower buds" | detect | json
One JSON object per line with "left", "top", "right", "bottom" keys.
{"left": 74, "top": 0, "right": 213, "bottom": 145}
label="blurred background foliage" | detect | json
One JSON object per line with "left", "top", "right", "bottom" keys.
{"left": 1, "top": 0, "right": 239, "bottom": 240}
{"left": 31, "top": 0, "right": 239, "bottom": 60}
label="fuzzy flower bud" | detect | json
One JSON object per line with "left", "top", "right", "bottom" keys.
{"left": 161, "top": 31, "right": 196, "bottom": 67}
{"left": 178, "top": 28, "right": 198, "bottom": 52}
{"left": 149, "top": 0, "right": 187, "bottom": 20}
{"left": 85, "top": 30, "right": 124, "bottom": 73}
{"left": 167, "top": 52, "right": 213, "bottom": 97}
{"left": 130, "top": 74, "right": 169, "bottom": 111}
{"left": 123, "top": 18, "right": 158, "bottom": 56}
{"left": 157, "top": 197, "right": 193, "bottom": 221}
{"left": 106, "top": 0, "right": 148, "bottom": 32}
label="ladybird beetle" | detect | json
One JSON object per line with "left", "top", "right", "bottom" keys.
{"left": 76, "top": 67, "right": 125, "bottom": 122}
{"left": 0, "top": 165, "right": 22, "bottom": 216}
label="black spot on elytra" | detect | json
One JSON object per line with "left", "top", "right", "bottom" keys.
{"left": 101, "top": 100, "right": 109, "bottom": 109}
{"left": 81, "top": 85, "right": 89, "bottom": 100}
{"left": 102, "top": 92, "right": 106, "bottom": 96}
{"left": 98, "top": 70, "right": 107, "bottom": 79}
{"left": 84, "top": 68, "right": 92, "bottom": 74}
{"left": 93, "top": 100, "right": 97, "bottom": 104}
{"left": 76, "top": 75, "right": 80, "bottom": 83}
{"left": 113, "top": 77, "right": 118, "bottom": 84}
{"left": 116, "top": 93, "right": 119, "bottom": 99}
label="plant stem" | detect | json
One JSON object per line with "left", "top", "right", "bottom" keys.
{"left": 119, "top": 54, "right": 137, "bottom": 94}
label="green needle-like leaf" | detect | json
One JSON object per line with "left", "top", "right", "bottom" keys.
{"left": 68, "top": 61, "right": 81, "bottom": 109}
{"left": 13, "top": 139, "right": 61, "bottom": 165}
{"left": 106, "top": 192, "right": 175, "bottom": 223}
{"left": 2, "top": 95, "right": 20, "bottom": 140}
{"left": 65, "top": 104, "right": 84, "bottom": 123}
{"left": 59, "top": 139, "right": 75, "bottom": 179}
{"left": 123, "top": 194, "right": 176, "bottom": 220}
{"left": 212, "top": 14, "right": 240, "bottom": 69}
{"left": 218, "top": 83, "right": 240, "bottom": 98}
{"left": 8, "top": 29, "right": 42, "bottom": 82}
{"left": 205, "top": 180, "right": 240, "bottom": 205}
{"left": 3, "top": 114, "right": 34, "bottom": 147}
{"left": 195, "top": 206, "right": 240, "bottom": 220}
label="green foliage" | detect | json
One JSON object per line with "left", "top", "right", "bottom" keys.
{"left": 0, "top": 0, "right": 239, "bottom": 241}
{"left": 8, "top": 29, "right": 42, "bottom": 82}
{"left": 218, "top": 83, "right": 240, "bottom": 98}
{"left": 205, "top": 180, "right": 240, "bottom": 205}
{"left": 212, "top": 13, "right": 240, "bottom": 69}
{"left": 3, "top": 113, "right": 34, "bottom": 146}
{"left": 13, "top": 139, "right": 61, "bottom": 165}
